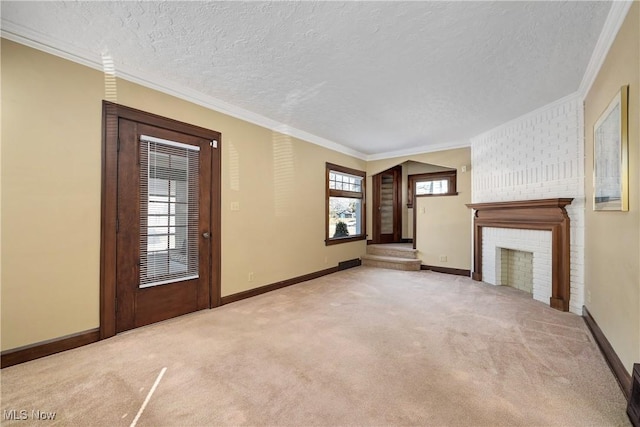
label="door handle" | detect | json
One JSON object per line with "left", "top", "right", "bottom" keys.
{"left": 202, "top": 232, "right": 210, "bottom": 239}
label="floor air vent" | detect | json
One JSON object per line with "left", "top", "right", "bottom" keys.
{"left": 338, "top": 258, "right": 362, "bottom": 271}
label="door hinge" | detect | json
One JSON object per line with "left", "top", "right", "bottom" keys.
{"left": 211, "top": 140, "right": 217, "bottom": 148}
{"left": 117, "top": 137, "right": 121, "bottom": 152}
{"left": 115, "top": 298, "right": 118, "bottom": 312}
{"left": 116, "top": 217, "right": 119, "bottom": 233}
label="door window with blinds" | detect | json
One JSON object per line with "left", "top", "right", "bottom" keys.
{"left": 326, "top": 163, "right": 366, "bottom": 245}
{"left": 140, "top": 135, "right": 199, "bottom": 288}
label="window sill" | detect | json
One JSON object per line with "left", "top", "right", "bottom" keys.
{"left": 325, "top": 235, "right": 366, "bottom": 246}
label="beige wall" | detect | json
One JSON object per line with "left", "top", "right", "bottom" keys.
{"left": 2, "top": 40, "right": 104, "bottom": 351}
{"left": 402, "top": 161, "right": 458, "bottom": 238}
{"left": 415, "top": 195, "right": 471, "bottom": 270}
{"left": 366, "top": 148, "right": 471, "bottom": 241}
{"left": 584, "top": 2, "right": 640, "bottom": 374}
{"left": 1, "top": 40, "right": 366, "bottom": 351}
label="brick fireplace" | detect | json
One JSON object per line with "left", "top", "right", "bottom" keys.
{"left": 483, "top": 227, "right": 552, "bottom": 305}
{"left": 466, "top": 198, "right": 573, "bottom": 311}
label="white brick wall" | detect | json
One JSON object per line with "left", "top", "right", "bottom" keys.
{"left": 471, "top": 95, "right": 585, "bottom": 314}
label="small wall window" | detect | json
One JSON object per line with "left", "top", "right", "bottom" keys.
{"left": 407, "top": 170, "right": 457, "bottom": 208}
{"left": 326, "top": 163, "right": 366, "bottom": 245}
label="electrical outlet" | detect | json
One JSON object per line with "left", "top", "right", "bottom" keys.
{"left": 439, "top": 255, "right": 447, "bottom": 262}
{"left": 230, "top": 202, "right": 240, "bottom": 211}
{"left": 248, "top": 272, "right": 254, "bottom": 282}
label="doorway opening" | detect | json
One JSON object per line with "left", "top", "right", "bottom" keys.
{"left": 372, "top": 166, "right": 402, "bottom": 243}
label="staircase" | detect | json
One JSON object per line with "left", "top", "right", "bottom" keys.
{"left": 361, "top": 243, "right": 421, "bottom": 271}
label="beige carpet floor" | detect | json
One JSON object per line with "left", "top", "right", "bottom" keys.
{"left": 1, "top": 267, "right": 630, "bottom": 426}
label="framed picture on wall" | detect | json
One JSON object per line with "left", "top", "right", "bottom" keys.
{"left": 593, "top": 84, "right": 629, "bottom": 211}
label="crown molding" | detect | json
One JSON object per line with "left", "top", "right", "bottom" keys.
{"left": 1, "top": 21, "right": 104, "bottom": 72}
{"left": 578, "top": 0, "right": 633, "bottom": 99}
{"left": 365, "top": 139, "right": 471, "bottom": 162}
{"left": 1, "top": 21, "right": 368, "bottom": 160}
{"left": 5, "top": 0, "right": 628, "bottom": 165}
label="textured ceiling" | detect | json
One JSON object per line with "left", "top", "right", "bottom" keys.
{"left": 1, "top": 1, "right": 612, "bottom": 158}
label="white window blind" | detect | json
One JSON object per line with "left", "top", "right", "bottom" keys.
{"left": 139, "top": 135, "right": 199, "bottom": 288}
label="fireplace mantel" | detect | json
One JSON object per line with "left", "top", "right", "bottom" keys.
{"left": 466, "top": 198, "right": 573, "bottom": 311}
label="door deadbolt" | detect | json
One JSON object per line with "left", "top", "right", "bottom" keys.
{"left": 202, "top": 232, "right": 210, "bottom": 239}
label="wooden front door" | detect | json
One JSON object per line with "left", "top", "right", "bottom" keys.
{"left": 109, "top": 109, "right": 219, "bottom": 333}
{"left": 373, "top": 165, "right": 402, "bottom": 243}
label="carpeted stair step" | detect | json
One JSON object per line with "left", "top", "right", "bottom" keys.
{"left": 366, "top": 244, "right": 419, "bottom": 259}
{"left": 361, "top": 254, "right": 421, "bottom": 271}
